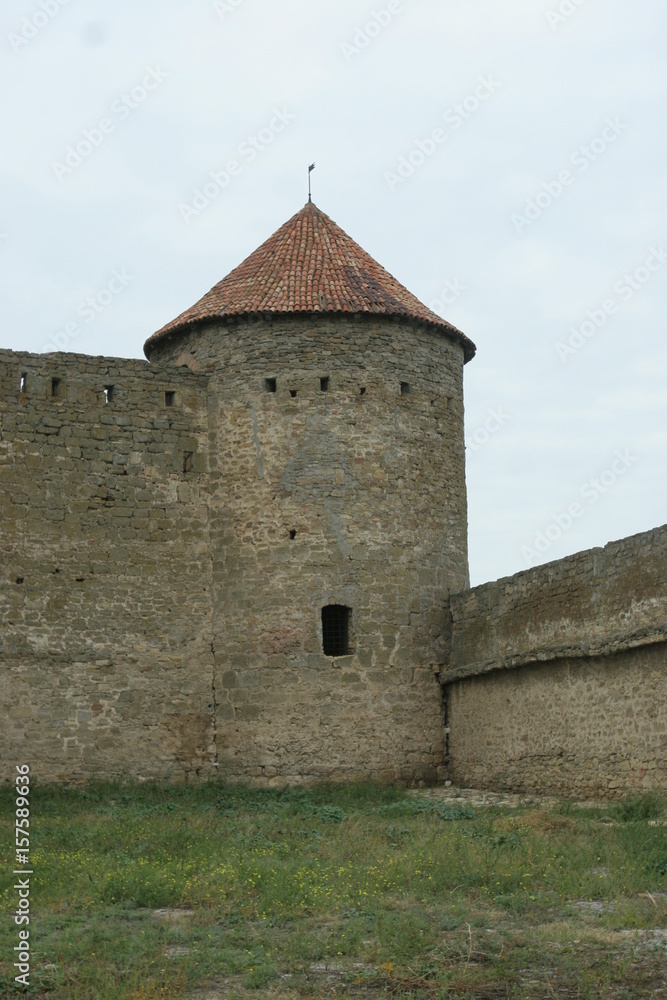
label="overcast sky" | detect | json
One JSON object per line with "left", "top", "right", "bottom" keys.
{"left": 2, "top": 0, "right": 665, "bottom": 586}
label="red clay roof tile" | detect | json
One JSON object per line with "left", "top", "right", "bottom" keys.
{"left": 144, "top": 202, "right": 475, "bottom": 361}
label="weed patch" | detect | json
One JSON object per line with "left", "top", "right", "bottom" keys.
{"left": 0, "top": 783, "right": 664, "bottom": 998}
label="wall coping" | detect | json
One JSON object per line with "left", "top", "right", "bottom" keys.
{"left": 441, "top": 525, "right": 667, "bottom": 683}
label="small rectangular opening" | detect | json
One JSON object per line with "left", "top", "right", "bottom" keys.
{"left": 19, "top": 373, "right": 27, "bottom": 394}
{"left": 360, "top": 387, "right": 366, "bottom": 396}
{"left": 264, "top": 378, "right": 277, "bottom": 393}
{"left": 104, "top": 385, "right": 114, "bottom": 404}
{"left": 322, "top": 605, "right": 351, "bottom": 657}
{"left": 165, "top": 391, "right": 176, "bottom": 407}
{"left": 290, "top": 389, "right": 297, "bottom": 398}
{"left": 51, "top": 378, "right": 61, "bottom": 398}
{"left": 320, "top": 377, "right": 330, "bottom": 392}
{"left": 400, "top": 381, "right": 411, "bottom": 396}
{"left": 183, "top": 451, "right": 193, "bottom": 474}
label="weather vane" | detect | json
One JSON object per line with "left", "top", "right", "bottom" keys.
{"left": 308, "top": 162, "right": 315, "bottom": 202}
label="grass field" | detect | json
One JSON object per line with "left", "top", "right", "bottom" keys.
{"left": 1, "top": 781, "right": 665, "bottom": 999}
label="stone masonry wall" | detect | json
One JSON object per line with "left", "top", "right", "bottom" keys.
{"left": 0, "top": 350, "right": 216, "bottom": 783}
{"left": 1, "top": 310, "right": 472, "bottom": 788}
{"left": 149, "top": 314, "right": 470, "bottom": 785}
{"left": 447, "top": 645, "right": 666, "bottom": 798}
{"left": 443, "top": 527, "right": 667, "bottom": 796}
{"left": 4, "top": 331, "right": 663, "bottom": 795}
{"left": 445, "top": 525, "right": 667, "bottom": 682}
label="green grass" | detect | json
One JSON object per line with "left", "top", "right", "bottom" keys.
{"left": 1, "top": 782, "right": 665, "bottom": 998}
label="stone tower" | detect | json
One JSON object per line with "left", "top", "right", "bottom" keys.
{"left": 145, "top": 201, "right": 476, "bottom": 784}
{"left": 4, "top": 204, "right": 663, "bottom": 796}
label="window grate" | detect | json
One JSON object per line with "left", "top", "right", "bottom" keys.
{"left": 322, "top": 605, "right": 351, "bottom": 657}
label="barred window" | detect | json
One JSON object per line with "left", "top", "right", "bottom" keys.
{"left": 322, "top": 605, "right": 351, "bottom": 657}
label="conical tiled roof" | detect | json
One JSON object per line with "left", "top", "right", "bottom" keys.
{"left": 144, "top": 202, "right": 475, "bottom": 360}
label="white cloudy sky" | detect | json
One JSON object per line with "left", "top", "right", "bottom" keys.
{"left": 1, "top": 0, "right": 665, "bottom": 586}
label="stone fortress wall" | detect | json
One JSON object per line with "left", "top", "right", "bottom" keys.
{"left": 442, "top": 527, "right": 667, "bottom": 797}
{"left": 1, "top": 339, "right": 664, "bottom": 796}
{"left": 1, "top": 311, "right": 471, "bottom": 786}
{"left": 0, "top": 205, "right": 664, "bottom": 798}
{"left": 0, "top": 348, "right": 217, "bottom": 783}
{"left": 146, "top": 314, "right": 470, "bottom": 786}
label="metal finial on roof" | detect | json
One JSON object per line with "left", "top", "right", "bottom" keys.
{"left": 308, "top": 162, "right": 315, "bottom": 203}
